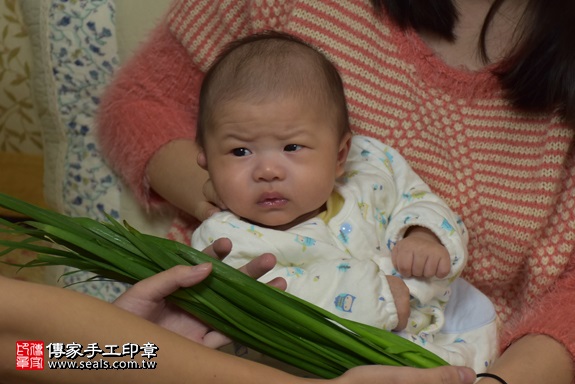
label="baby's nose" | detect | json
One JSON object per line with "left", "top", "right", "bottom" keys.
{"left": 254, "top": 158, "right": 286, "bottom": 181}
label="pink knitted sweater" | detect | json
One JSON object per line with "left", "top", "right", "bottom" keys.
{"left": 98, "top": 0, "right": 575, "bottom": 365}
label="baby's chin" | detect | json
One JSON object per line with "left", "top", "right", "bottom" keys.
{"left": 240, "top": 210, "right": 321, "bottom": 231}
{"left": 240, "top": 216, "right": 298, "bottom": 231}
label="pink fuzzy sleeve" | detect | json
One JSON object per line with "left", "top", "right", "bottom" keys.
{"left": 97, "top": 22, "right": 204, "bottom": 209}
{"left": 501, "top": 254, "right": 575, "bottom": 367}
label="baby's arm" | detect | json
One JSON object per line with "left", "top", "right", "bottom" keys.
{"left": 391, "top": 226, "right": 451, "bottom": 279}
{"left": 350, "top": 137, "right": 468, "bottom": 305}
{"left": 192, "top": 214, "right": 410, "bottom": 331}
{"left": 272, "top": 258, "right": 410, "bottom": 331}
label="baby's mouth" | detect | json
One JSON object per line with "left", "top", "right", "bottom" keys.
{"left": 257, "top": 193, "right": 288, "bottom": 207}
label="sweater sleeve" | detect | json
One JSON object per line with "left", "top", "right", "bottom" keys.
{"left": 501, "top": 253, "right": 575, "bottom": 360}
{"left": 97, "top": 23, "right": 204, "bottom": 209}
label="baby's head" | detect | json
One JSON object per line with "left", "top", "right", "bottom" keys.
{"left": 197, "top": 31, "right": 352, "bottom": 230}
{"left": 196, "top": 31, "right": 350, "bottom": 146}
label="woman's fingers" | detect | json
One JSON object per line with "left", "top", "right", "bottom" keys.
{"left": 117, "top": 264, "right": 213, "bottom": 306}
{"left": 202, "top": 238, "right": 287, "bottom": 289}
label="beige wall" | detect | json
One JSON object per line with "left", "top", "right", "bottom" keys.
{"left": 115, "top": 0, "right": 171, "bottom": 62}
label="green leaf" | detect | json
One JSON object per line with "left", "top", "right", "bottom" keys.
{"left": 0, "top": 192, "right": 449, "bottom": 377}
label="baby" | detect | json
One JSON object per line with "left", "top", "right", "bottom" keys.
{"left": 168, "top": 31, "right": 498, "bottom": 372}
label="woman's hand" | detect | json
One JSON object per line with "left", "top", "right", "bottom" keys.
{"left": 334, "top": 365, "right": 477, "bottom": 384}
{"left": 113, "top": 238, "right": 285, "bottom": 348}
{"left": 147, "top": 139, "right": 223, "bottom": 221}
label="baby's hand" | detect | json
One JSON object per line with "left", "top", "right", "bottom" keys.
{"left": 391, "top": 227, "right": 451, "bottom": 278}
{"left": 386, "top": 275, "right": 410, "bottom": 331}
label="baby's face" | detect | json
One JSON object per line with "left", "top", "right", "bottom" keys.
{"left": 201, "top": 97, "right": 350, "bottom": 230}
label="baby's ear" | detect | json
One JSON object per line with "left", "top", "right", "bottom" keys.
{"left": 336, "top": 133, "right": 352, "bottom": 177}
{"left": 197, "top": 149, "right": 208, "bottom": 170}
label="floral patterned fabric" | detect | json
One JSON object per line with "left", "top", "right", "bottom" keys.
{"left": 48, "top": 0, "right": 121, "bottom": 221}
{"left": 44, "top": 0, "right": 127, "bottom": 299}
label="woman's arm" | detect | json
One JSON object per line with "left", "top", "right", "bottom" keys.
{"left": 0, "top": 274, "right": 301, "bottom": 384}
{"left": 479, "top": 261, "right": 575, "bottom": 384}
{"left": 98, "top": 23, "right": 219, "bottom": 220}
{"left": 0, "top": 272, "right": 476, "bottom": 384}
{"left": 477, "top": 334, "right": 572, "bottom": 384}
{"left": 0, "top": 238, "right": 474, "bottom": 384}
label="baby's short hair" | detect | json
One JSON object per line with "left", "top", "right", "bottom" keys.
{"left": 196, "top": 31, "right": 351, "bottom": 147}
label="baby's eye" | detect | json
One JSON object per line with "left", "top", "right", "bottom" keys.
{"left": 232, "top": 148, "right": 252, "bottom": 157}
{"left": 284, "top": 144, "right": 303, "bottom": 152}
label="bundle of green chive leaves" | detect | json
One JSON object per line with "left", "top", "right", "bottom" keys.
{"left": 0, "top": 193, "right": 447, "bottom": 377}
